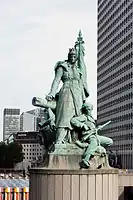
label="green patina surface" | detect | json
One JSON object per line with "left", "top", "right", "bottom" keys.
{"left": 32, "top": 31, "right": 113, "bottom": 169}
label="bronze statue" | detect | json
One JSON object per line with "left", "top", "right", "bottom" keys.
{"left": 71, "top": 102, "right": 113, "bottom": 168}
{"left": 38, "top": 108, "right": 56, "bottom": 152}
{"left": 46, "top": 48, "right": 89, "bottom": 144}
{"left": 32, "top": 31, "right": 113, "bottom": 169}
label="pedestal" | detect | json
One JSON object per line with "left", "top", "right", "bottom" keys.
{"left": 48, "top": 144, "right": 84, "bottom": 169}
{"left": 29, "top": 168, "right": 119, "bottom": 200}
{"left": 29, "top": 144, "right": 119, "bottom": 200}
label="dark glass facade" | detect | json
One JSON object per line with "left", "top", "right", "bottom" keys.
{"left": 97, "top": 0, "right": 133, "bottom": 169}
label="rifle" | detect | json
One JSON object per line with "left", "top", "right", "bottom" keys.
{"left": 81, "top": 120, "right": 111, "bottom": 142}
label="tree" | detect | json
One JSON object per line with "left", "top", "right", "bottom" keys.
{"left": 0, "top": 142, "right": 24, "bottom": 168}
{"left": 0, "top": 142, "right": 7, "bottom": 168}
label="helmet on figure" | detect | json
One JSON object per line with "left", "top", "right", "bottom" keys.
{"left": 68, "top": 48, "right": 77, "bottom": 64}
{"left": 81, "top": 102, "right": 93, "bottom": 113}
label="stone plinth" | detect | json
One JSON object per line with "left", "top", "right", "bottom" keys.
{"left": 38, "top": 144, "right": 84, "bottom": 169}
{"left": 29, "top": 168, "right": 119, "bottom": 200}
{"left": 48, "top": 144, "right": 84, "bottom": 169}
{"left": 39, "top": 144, "right": 110, "bottom": 170}
{"left": 52, "top": 144, "right": 84, "bottom": 155}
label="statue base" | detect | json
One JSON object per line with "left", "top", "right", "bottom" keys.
{"left": 39, "top": 144, "right": 110, "bottom": 170}
{"left": 48, "top": 144, "right": 84, "bottom": 169}
{"left": 88, "top": 152, "right": 110, "bottom": 169}
{"left": 29, "top": 144, "right": 119, "bottom": 200}
{"left": 39, "top": 144, "right": 84, "bottom": 169}
{"left": 29, "top": 168, "right": 119, "bottom": 200}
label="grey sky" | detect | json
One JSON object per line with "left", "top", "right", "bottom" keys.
{"left": 0, "top": 0, "right": 97, "bottom": 141}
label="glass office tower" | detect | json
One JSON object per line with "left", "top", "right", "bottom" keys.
{"left": 97, "top": 0, "right": 133, "bottom": 169}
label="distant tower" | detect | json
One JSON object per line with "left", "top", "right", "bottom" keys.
{"left": 97, "top": 0, "right": 133, "bottom": 169}
{"left": 20, "top": 108, "right": 43, "bottom": 132}
{"left": 3, "top": 108, "right": 20, "bottom": 141}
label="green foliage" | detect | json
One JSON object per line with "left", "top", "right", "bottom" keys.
{"left": 0, "top": 142, "right": 24, "bottom": 168}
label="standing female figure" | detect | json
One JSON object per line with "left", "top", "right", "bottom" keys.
{"left": 46, "top": 48, "right": 89, "bottom": 143}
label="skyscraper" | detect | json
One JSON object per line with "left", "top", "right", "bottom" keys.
{"left": 97, "top": 0, "right": 133, "bottom": 169}
{"left": 20, "top": 108, "right": 44, "bottom": 132}
{"left": 20, "top": 112, "right": 38, "bottom": 132}
{"left": 3, "top": 108, "right": 20, "bottom": 141}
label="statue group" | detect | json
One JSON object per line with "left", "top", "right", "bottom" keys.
{"left": 32, "top": 31, "right": 113, "bottom": 169}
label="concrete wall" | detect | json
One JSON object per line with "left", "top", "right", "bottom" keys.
{"left": 118, "top": 174, "right": 133, "bottom": 200}
{"left": 119, "top": 174, "right": 133, "bottom": 187}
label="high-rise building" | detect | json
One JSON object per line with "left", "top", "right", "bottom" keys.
{"left": 20, "top": 112, "right": 38, "bottom": 132}
{"left": 26, "top": 108, "right": 44, "bottom": 118}
{"left": 97, "top": 0, "right": 133, "bottom": 169}
{"left": 20, "top": 108, "right": 44, "bottom": 132}
{"left": 3, "top": 108, "right": 20, "bottom": 141}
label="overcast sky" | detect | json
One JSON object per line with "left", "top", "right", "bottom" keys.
{"left": 0, "top": 0, "right": 97, "bottom": 141}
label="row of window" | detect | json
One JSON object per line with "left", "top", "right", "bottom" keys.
{"left": 98, "top": 64, "right": 132, "bottom": 86}
{"left": 110, "top": 143, "right": 132, "bottom": 151}
{"left": 98, "top": 0, "right": 109, "bottom": 11}
{"left": 98, "top": 35, "right": 132, "bottom": 66}
{"left": 98, "top": 60, "right": 132, "bottom": 80}
{"left": 18, "top": 140, "right": 40, "bottom": 144}
{"left": 23, "top": 155, "right": 42, "bottom": 160}
{"left": 98, "top": 12, "right": 133, "bottom": 51}
{"left": 98, "top": 27, "right": 132, "bottom": 61}
{"left": 24, "top": 152, "right": 42, "bottom": 156}
{"left": 98, "top": 72, "right": 132, "bottom": 94}
{"left": 23, "top": 144, "right": 40, "bottom": 147}
{"left": 98, "top": 35, "right": 132, "bottom": 65}
{"left": 98, "top": 96, "right": 133, "bottom": 111}
{"left": 98, "top": 111, "right": 133, "bottom": 122}
{"left": 98, "top": 95, "right": 133, "bottom": 113}
{"left": 101, "top": 123, "right": 133, "bottom": 134}
{"left": 98, "top": 92, "right": 133, "bottom": 106}
{"left": 19, "top": 136, "right": 37, "bottom": 140}
{"left": 4, "top": 109, "right": 20, "bottom": 115}
{"left": 98, "top": 60, "right": 132, "bottom": 84}
{"left": 98, "top": 3, "right": 133, "bottom": 38}
{"left": 99, "top": 41, "right": 132, "bottom": 68}
{"left": 23, "top": 148, "right": 41, "bottom": 151}
{"left": 98, "top": 102, "right": 133, "bottom": 114}
{"left": 98, "top": 51, "right": 132, "bottom": 74}
{"left": 98, "top": 55, "right": 132, "bottom": 77}
{"left": 98, "top": 3, "right": 132, "bottom": 33}
{"left": 98, "top": 0, "right": 103, "bottom": 6}
{"left": 98, "top": 0, "right": 121, "bottom": 20}
{"left": 113, "top": 133, "right": 133, "bottom": 141}
{"left": 98, "top": 23, "right": 132, "bottom": 57}
{"left": 98, "top": 79, "right": 132, "bottom": 96}
{"left": 113, "top": 114, "right": 133, "bottom": 122}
